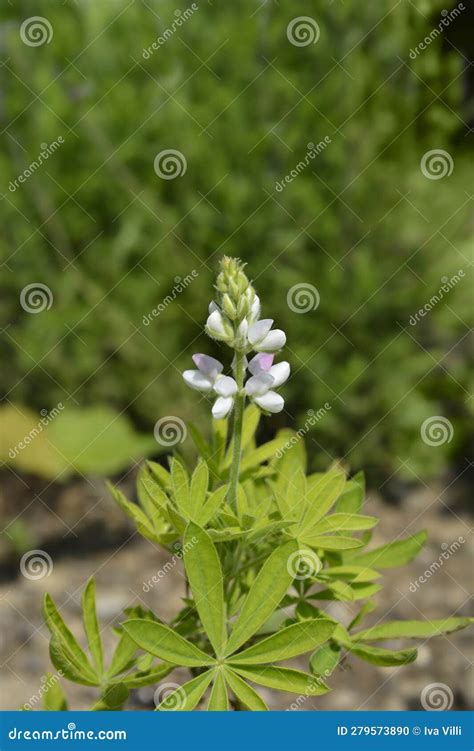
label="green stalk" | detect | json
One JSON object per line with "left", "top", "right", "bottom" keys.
{"left": 227, "top": 350, "right": 245, "bottom": 509}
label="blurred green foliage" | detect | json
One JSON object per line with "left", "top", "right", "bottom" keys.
{"left": 1, "top": 0, "right": 472, "bottom": 483}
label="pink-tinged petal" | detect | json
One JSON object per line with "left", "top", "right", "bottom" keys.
{"left": 192, "top": 353, "right": 223, "bottom": 379}
{"left": 254, "top": 329, "right": 286, "bottom": 352}
{"left": 214, "top": 375, "right": 238, "bottom": 397}
{"left": 248, "top": 353, "right": 274, "bottom": 375}
{"left": 212, "top": 396, "right": 234, "bottom": 419}
{"left": 183, "top": 370, "right": 213, "bottom": 392}
{"left": 206, "top": 310, "right": 227, "bottom": 338}
{"left": 245, "top": 373, "right": 274, "bottom": 396}
{"left": 254, "top": 391, "right": 284, "bottom": 413}
{"left": 248, "top": 319, "right": 274, "bottom": 345}
{"left": 268, "top": 361, "right": 290, "bottom": 388}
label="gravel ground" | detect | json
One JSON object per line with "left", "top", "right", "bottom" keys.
{"left": 0, "top": 477, "right": 472, "bottom": 711}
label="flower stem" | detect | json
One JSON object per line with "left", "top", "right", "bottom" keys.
{"left": 227, "top": 350, "right": 245, "bottom": 509}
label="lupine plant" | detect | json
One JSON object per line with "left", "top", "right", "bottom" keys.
{"left": 35, "top": 258, "right": 472, "bottom": 711}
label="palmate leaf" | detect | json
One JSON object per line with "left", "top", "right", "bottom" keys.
{"left": 310, "top": 643, "right": 341, "bottom": 679}
{"left": 207, "top": 669, "right": 229, "bottom": 710}
{"left": 107, "top": 482, "right": 157, "bottom": 542}
{"left": 353, "top": 617, "right": 474, "bottom": 642}
{"left": 344, "top": 642, "right": 418, "bottom": 667}
{"left": 157, "top": 670, "right": 214, "bottom": 711}
{"left": 231, "top": 665, "right": 329, "bottom": 696}
{"left": 122, "top": 620, "right": 215, "bottom": 667}
{"left": 298, "top": 471, "right": 346, "bottom": 530}
{"left": 228, "top": 619, "right": 335, "bottom": 665}
{"left": 344, "top": 530, "right": 427, "bottom": 568}
{"left": 335, "top": 471, "right": 365, "bottom": 514}
{"left": 224, "top": 539, "right": 298, "bottom": 656}
{"left": 183, "top": 523, "right": 226, "bottom": 656}
{"left": 43, "top": 594, "right": 98, "bottom": 684}
{"left": 49, "top": 636, "right": 98, "bottom": 687}
{"left": 223, "top": 668, "right": 268, "bottom": 710}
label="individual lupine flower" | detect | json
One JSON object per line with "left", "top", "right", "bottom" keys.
{"left": 244, "top": 353, "right": 290, "bottom": 413}
{"left": 182, "top": 354, "right": 238, "bottom": 419}
{"left": 205, "top": 303, "right": 234, "bottom": 344}
{"left": 247, "top": 319, "right": 286, "bottom": 353}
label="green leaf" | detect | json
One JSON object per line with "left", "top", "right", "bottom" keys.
{"left": 170, "top": 458, "right": 190, "bottom": 516}
{"left": 232, "top": 665, "right": 329, "bottom": 695}
{"left": 49, "top": 636, "right": 98, "bottom": 686}
{"left": 43, "top": 594, "right": 97, "bottom": 682}
{"left": 345, "top": 642, "right": 418, "bottom": 666}
{"left": 107, "top": 633, "right": 138, "bottom": 678}
{"left": 223, "top": 668, "right": 267, "bottom": 710}
{"left": 223, "top": 405, "right": 261, "bottom": 468}
{"left": 42, "top": 673, "right": 68, "bottom": 710}
{"left": 336, "top": 471, "right": 365, "bottom": 514}
{"left": 345, "top": 530, "right": 427, "bottom": 568}
{"left": 100, "top": 683, "right": 129, "bottom": 709}
{"left": 212, "top": 418, "right": 228, "bottom": 470}
{"left": 122, "top": 619, "right": 215, "bottom": 667}
{"left": 82, "top": 578, "right": 103, "bottom": 675}
{"left": 207, "top": 669, "right": 229, "bottom": 710}
{"left": 348, "top": 601, "right": 376, "bottom": 630}
{"left": 190, "top": 460, "right": 209, "bottom": 520}
{"left": 311, "top": 514, "right": 378, "bottom": 534}
{"left": 320, "top": 565, "right": 381, "bottom": 583}
{"left": 157, "top": 670, "right": 214, "bottom": 711}
{"left": 121, "top": 664, "right": 172, "bottom": 688}
{"left": 299, "top": 471, "right": 346, "bottom": 529}
{"left": 146, "top": 461, "right": 172, "bottom": 490}
{"left": 224, "top": 539, "right": 298, "bottom": 657}
{"left": 107, "top": 482, "right": 157, "bottom": 541}
{"left": 229, "top": 619, "right": 335, "bottom": 665}
{"left": 240, "top": 437, "right": 289, "bottom": 473}
{"left": 353, "top": 617, "right": 474, "bottom": 642}
{"left": 310, "top": 643, "right": 341, "bottom": 679}
{"left": 302, "top": 535, "right": 364, "bottom": 551}
{"left": 184, "top": 522, "right": 226, "bottom": 657}
{"left": 197, "top": 485, "right": 227, "bottom": 526}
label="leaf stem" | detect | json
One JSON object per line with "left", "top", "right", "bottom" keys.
{"left": 227, "top": 350, "right": 245, "bottom": 509}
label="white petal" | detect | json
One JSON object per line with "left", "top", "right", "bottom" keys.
{"left": 248, "top": 319, "right": 274, "bottom": 345}
{"left": 254, "top": 391, "right": 284, "bottom": 413}
{"left": 268, "top": 361, "right": 290, "bottom": 388}
{"left": 208, "top": 300, "right": 220, "bottom": 314}
{"left": 206, "top": 310, "right": 227, "bottom": 337}
{"left": 235, "top": 319, "right": 248, "bottom": 347}
{"left": 214, "top": 375, "right": 238, "bottom": 397}
{"left": 183, "top": 370, "right": 213, "bottom": 391}
{"left": 192, "top": 353, "right": 223, "bottom": 379}
{"left": 254, "top": 329, "right": 286, "bottom": 352}
{"left": 212, "top": 396, "right": 234, "bottom": 419}
{"left": 249, "top": 295, "right": 260, "bottom": 323}
{"left": 248, "top": 353, "right": 274, "bottom": 375}
{"left": 245, "top": 373, "right": 274, "bottom": 396}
